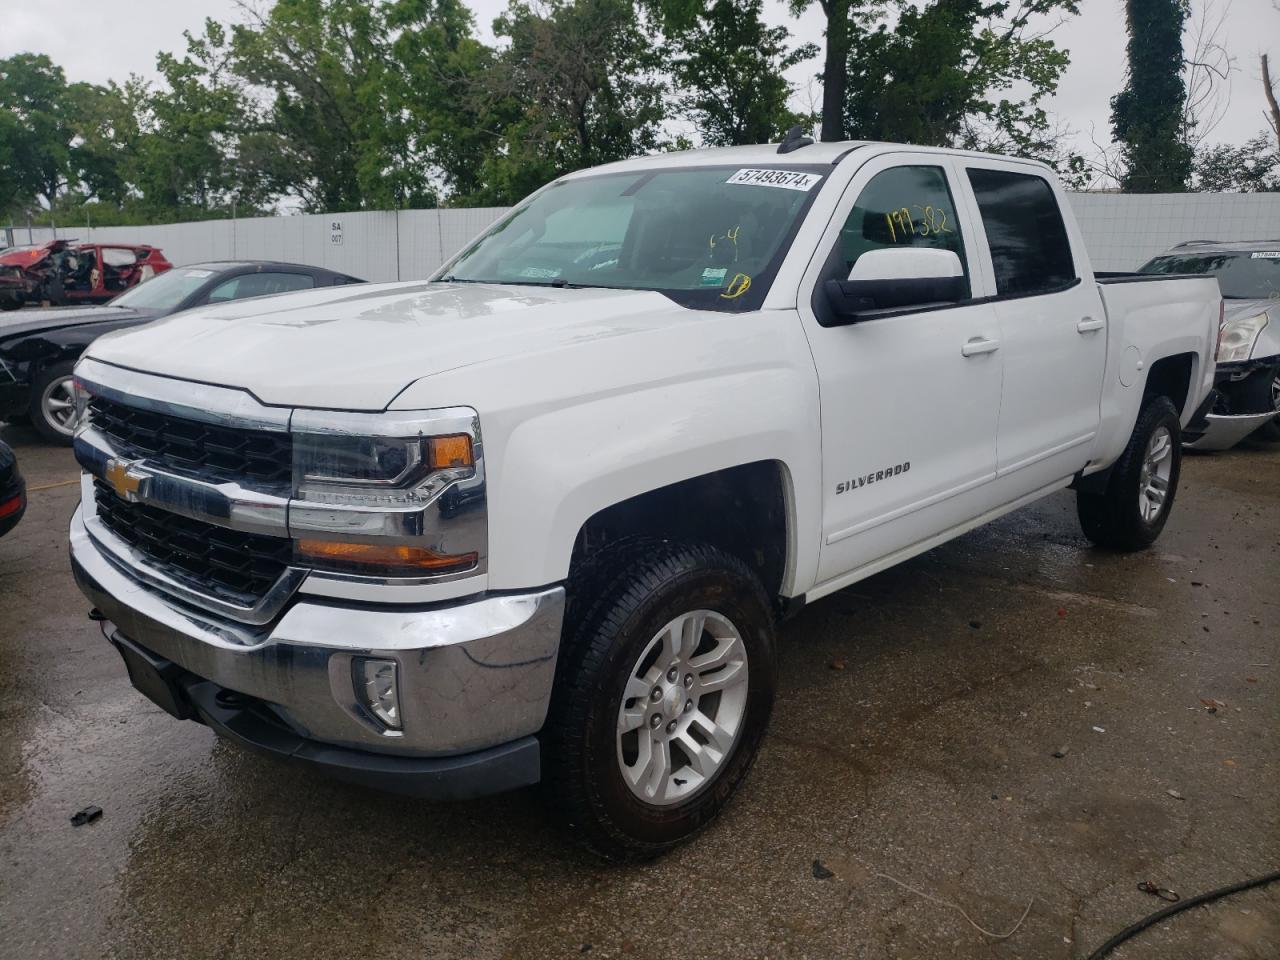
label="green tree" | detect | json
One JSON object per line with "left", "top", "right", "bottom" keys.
{"left": 655, "top": 0, "right": 818, "bottom": 146}
{"left": 843, "top": 0, "right": 1078, "bottom": 165}
{"left": 1111, "top": 0, "right": 1193, "bottom": 192}
{"left": 389, "top": 0, "right": 499, "bottom": 201}
{"left": 1193, "top": 132, "right": 1280, "bottom": 192}
{"left": 231, "top": 0, "right": 435, "bottom": 211}
{"left": 65, "top": 79, "right": 143, "bottom": 210}
{"left": 132, "top": 19, "right": 271, "bottom": 217}
{"left": 788, "top": 0, "right": 858, "bottom": 142}
{"left": 0, "top": 54, "right": 76, "bottom": 218}
{"left": 470, "top": 0, "right": 668, "bottom": 205}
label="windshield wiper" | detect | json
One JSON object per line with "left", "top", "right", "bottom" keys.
{"left": 439, "top": 276, "right": 608, "bottom": 290}
{"left": 510, "top": 278, "right": 598, "bottom": 289}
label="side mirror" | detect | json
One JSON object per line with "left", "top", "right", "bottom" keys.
{"left": 824, "top": 248, "right": 966, "bottom": 323}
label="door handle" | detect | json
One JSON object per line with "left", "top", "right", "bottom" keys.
{"left": 1077, "top": 317, "right": 1105, "bottom": 333}
{"left": 961, "top": 337, "right": 1000, "bottom": 357}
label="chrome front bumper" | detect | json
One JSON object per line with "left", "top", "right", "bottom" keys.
{"left": 1184, "top": 411, "right": 1277, "bottom": 451}
{"left": 70, "top": 505, "right": 564, "bottom": 759}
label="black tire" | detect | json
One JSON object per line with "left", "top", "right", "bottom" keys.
{"left": 1077, "top": 396, "right": 1182, "bottom": 551}
{"left": 28, "top": 360, "right": 79, "bottom": 445}
{"left": 542, "top": 539, "right": 776, "bottom": 861}
{"left": 0, "top": 294, "right": 21, "bottom": 312}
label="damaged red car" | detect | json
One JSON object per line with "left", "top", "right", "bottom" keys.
{"left": 0, "top": 241, "right": 172, "bottom": 311}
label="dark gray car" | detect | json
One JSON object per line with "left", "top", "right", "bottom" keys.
{"left": 1139, "top": 240, "right": 1280, "bottom": 449}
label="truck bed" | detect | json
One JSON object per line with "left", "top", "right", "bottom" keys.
{"left": 1087, "top": 273, "right": 1220, "bottom": 472}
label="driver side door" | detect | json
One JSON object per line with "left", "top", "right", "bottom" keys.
{"left": 798, "top": 154, "right": 1003, "bottom": 590}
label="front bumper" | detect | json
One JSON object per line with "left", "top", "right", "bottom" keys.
{"left": 1185, "top": 358, "right": 1279, "bottom": 451}
{"left": 1184, "top": 410, "right": 1278, "bottom": 451}
{"left": 70, "top": 505, "right": 565, "bottom": 794}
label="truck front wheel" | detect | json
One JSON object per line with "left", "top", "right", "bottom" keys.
{"left": 543, "top": 540, "right": 776, "bottom": 861}
{"left": 1077, "top": 396, "right": 1182, "bottom": 551}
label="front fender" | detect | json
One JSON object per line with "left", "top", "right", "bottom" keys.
{"left": 390, "top": 308, "right": 823, "bottom": 594}
{"left": 490, "top": 367, "right": 819, "bottom": 592}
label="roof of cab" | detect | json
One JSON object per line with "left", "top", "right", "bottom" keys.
{"left": 559, "top": 139, "right": 1053, "bottom": 181}
{"left": 561, "top": 141, "right": 872, "bottom": 179}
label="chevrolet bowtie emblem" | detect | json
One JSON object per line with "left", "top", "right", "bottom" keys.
{"left": 104, "top": 458, "right": 147, "bottom": 502}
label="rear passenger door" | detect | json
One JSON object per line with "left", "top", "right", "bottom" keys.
{"left": 961, "top": 164, "right": 1105, "bottom": 490}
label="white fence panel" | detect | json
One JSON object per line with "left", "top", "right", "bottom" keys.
{"left": 1067, "top": 193, "right": 1280, "bottom": 271}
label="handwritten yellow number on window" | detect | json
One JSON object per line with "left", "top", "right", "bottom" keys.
{"left": 720, "top": 273, "right": 752, "bottom": 300}
{"left": 710, "top": 225, "right": 742, "bottom": 260}
{"left": 883, "top": 204, "right": 953, "bottom": 245}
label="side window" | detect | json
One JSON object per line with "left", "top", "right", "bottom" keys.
{"left": 207, "top": 272, "right": 316, "bottom": 303}
{"left": 101, "top": 247, "right": 139, "bottom": 267}
{"left": 839, "top": 165, "right": 969, "bottom": 294}
{"left": 966, "top": 168, "right": 1076, "bottom": 297}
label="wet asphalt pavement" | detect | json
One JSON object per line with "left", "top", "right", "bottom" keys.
{"left": 0, "top": 420, "right": 1276, "bottom": 960}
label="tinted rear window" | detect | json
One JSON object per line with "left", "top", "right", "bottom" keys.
{"left": 967, "top": 169, "right": 1076, "bottom": 297}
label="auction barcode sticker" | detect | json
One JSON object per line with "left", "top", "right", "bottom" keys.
{"left": 726, "top": 169, "right": 823, "bottom": 191}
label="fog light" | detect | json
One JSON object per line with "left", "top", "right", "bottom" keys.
{"left": 354, "top": 658, "right": 401, "bottom": 730}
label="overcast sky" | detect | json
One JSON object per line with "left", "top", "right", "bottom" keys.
{"left": 3, "top": 0, "right": 1276, "bottom": 162}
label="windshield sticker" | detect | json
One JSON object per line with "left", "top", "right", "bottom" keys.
{"left": 726, "top": 168, "right": 822, "bottom": 192}
{"left": 720, "top": 273, "right": 752, "bottom": 299}
{"left": 518, "top": 265, "right": 561, "bottom": 279}
{"left": 700, "top": 267, "right": 728, "bottom": 287}
{"left": 1251, "top": 252, "right": 1280, "bottom": 259}
{"left": 183, "top": 269, "right": 214, "bottom": 278}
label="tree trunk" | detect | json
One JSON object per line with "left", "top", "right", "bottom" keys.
{"left": 1264, "top": 54, "right": 1280, "bottom": 152}
{"left": 820, "top": 0, "right": 849, "bottom": 142}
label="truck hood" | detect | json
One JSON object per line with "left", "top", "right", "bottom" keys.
{"left": 85, "top": 281, "right": 690, "bottom": 409}
{"left": 0, "top": 305, "right": 149, "bottom": 342}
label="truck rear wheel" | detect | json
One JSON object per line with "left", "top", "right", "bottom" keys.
{"left": 543, "top": 540, "right": 776, "bottom": 861}
{"left": 1077, "top": 396, "right": 1182, "bottom": 551}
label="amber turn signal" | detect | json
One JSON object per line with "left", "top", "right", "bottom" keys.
{"left": 296, "top": 539, "right": 477, "bottom": 574}
{"left": 428, "top": 434, "right": 473, "bottom": 470}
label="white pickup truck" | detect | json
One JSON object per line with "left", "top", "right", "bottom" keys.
{"left": 70, "top": 139, "right": 1222, "bottom": 860}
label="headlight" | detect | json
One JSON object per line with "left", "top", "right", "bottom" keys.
{"left": 289, "top": 408, "right": 483, "bottom": 578}
{"left": 291, "top": 411, "right": 477, "bottom": 506}
{"left": 72, "top": 377, "right": 91, "bottom": 438}
{"left": 1218, "top": 313, "right": 1269, "bottom": 363}
{"left": 293, "top": 433, "right": 473, "bottom": 499}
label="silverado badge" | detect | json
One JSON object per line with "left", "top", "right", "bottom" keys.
{"left": 104, "top": 458, "right": 148, "bottom": 502}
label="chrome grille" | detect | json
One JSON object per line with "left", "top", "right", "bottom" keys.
{"left": 93, "top": 479, "right": 292, "bottom": 608}
{"left": 88, "top": 394, "right": 292, "bottom": 487}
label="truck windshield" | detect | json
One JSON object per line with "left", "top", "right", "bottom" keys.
{"left": 439, "top": 165, "right": 828, "bottom": 310}
{"left": 109, "top": 267, "right": 215, "bottom": 312}
{"left": 1140, "top": 251, "right": 1280, "bottom": 300}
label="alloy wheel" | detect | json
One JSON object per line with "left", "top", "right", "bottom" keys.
{"left": 41, "top": 375, "right": 79, "bottom": 437}
{"left": 616, "top": 610, "right": 749, "bottom": 806}
{"left": 1138, "top": 425, "right": 1173, "bottom": 523}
